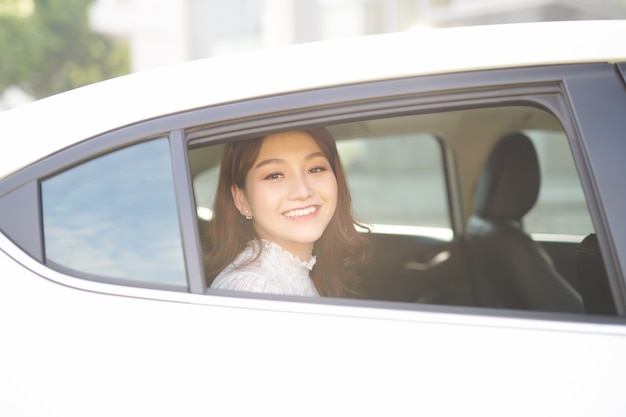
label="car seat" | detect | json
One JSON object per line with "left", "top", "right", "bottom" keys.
{"left": 466, "top": 132, "right": 584, "bottom": 313}
{"left": 576, "top": 233, "right": 617, "bottom": 315}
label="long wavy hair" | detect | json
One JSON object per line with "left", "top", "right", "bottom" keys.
{"left": 204, "top": 127, "right": 370, "bottom": 297}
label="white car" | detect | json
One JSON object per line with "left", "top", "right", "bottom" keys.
{"left": 2, "top": 20, "right": 626, "bottom": 416}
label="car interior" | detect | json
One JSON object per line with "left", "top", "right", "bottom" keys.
{"left": 189, "top": 104, "right": 609, "bottom": 315}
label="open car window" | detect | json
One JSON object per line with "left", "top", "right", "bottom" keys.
{"left": 189, "top": 103, "right": 608, "bottom": 315}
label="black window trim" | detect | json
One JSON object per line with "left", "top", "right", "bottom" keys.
{"left": 169, "top": 129, "right": 206, "bottom": 294}
{"left": 561, "top": 64, "right": 626, "bottom": 314}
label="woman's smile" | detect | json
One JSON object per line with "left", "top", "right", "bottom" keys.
{"left": 282, "top": 205, "right": 319, "bottom": 219}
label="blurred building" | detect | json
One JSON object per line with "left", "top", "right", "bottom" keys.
{"left": 90, "top": 0, "right": 626, "bottom": 72}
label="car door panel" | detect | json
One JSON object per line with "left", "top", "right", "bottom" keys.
{"left": 3, "top": 234, "right": 626, "bottom": 416}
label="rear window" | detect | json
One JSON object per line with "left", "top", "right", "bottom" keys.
{"left": 41, "top": 138, "right": 187, "bottom": 288}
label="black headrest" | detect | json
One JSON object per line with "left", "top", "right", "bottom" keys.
{"left": 473, "top": 132, "right": 540, "bottom": 221}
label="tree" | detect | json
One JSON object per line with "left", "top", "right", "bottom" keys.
{"left": 0, "top": 0, "right": 129, "bottom": 100}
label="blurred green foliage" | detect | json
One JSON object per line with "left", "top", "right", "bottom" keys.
{"left": 0, "top": 0, "right": 129, "bottom": 99}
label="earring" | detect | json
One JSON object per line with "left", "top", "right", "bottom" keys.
{"left": 243, "top": 209, "right": 252, "bottom": 220}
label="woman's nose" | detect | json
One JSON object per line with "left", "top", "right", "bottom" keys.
{"left": 288, "top": 172, "right": 314, "bottom": 200}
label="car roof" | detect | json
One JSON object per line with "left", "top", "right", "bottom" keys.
{"left": 2, "top": 19, "right": 626, "bottom": 180}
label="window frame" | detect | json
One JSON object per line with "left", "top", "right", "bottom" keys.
{"left": 560, "top": 63, "right": 626, "bottom": 313}
{"left": 1, "top": 62, "right": 625, "bottom": 317}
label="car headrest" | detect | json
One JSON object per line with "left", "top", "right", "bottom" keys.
{"left": 473, "top": 132, "right": 540, "bottom": 221}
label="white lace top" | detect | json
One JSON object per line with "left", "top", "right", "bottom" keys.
{"left": 210, "top": 239, "right": 319, "bottom": 296}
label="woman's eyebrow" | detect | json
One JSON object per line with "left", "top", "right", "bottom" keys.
{"left": 254, "top": 158, "right": 283, "bottom": 169}
{"left": 254, "top": 152, "right": 326, "bottom": 169}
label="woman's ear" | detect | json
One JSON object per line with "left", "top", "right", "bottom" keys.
{"left": 231, "top": 184, "right": 250, "bottom": 216}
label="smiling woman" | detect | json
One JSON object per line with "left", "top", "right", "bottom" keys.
{"left": 204, "top": 127, "right": 370, "bottom": 297}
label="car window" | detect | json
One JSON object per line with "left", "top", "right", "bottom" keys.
{"left": 337, "top": 132, "right": 450, "bottom": 237}
{"left": 41, "top": 138, "right": 187, "bottom": 288}
{"left": 188, "top": 105, "right": 606, "bottom": 315}
{"left": 523, "top": 129, "right": 593, "bottom": 237}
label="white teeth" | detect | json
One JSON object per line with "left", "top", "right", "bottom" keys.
{"left": 284, "top": 206, "right": 317, "bottom": 218}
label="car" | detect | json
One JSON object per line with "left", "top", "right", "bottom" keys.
{"left": 2, "top": 19, "right": 626, "bottom": 416}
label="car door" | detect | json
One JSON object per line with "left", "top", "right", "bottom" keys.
{"left": 2, "top": 62, "right": 626, "bottom": 417}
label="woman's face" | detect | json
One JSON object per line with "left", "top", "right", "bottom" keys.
{"left": 232, "top": 131, "right": 338, "bottom": 261}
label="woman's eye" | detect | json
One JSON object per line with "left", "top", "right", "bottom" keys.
{"left": 264, "top": 172, "right": 283, "bottom": 180}
{"left": 309, "top": 166, "right": 327, "bottom": 174}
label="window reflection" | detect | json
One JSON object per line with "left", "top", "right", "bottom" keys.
{"left": 524, "top": 129, "right": 593, "bottom": 236}
{"left": 339, "top": 133, "right": 449, "bottom": 229}
{"left": 42, "top": 138, "right": 187, "bottom": 287}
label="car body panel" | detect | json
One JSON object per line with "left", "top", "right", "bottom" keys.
{"left": 2, "top": 233, "right": 626, "bottom": 416}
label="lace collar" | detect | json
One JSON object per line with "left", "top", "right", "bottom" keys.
{"left": 252, "top": 239, "right": 317, "bottom": 271}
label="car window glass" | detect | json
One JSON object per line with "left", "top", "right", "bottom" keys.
{"left": 524, "top": 129, "right": 593, "bottom": 237}
{"left": 337, "top": 133, "right": 450, "bottom": 238}
{"left": 194, "top": 166, "right": 220, "bottom": 223}
{"left": 42, "top": 138, "right": 187, "bottom": 287}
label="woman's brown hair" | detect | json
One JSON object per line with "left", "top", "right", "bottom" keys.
{"left": 203, "top": 127, "right": 370, "bottom": 297}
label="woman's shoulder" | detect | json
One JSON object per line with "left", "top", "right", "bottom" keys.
{"left": 210, "top": 267, "right": 282, "bottom": 293}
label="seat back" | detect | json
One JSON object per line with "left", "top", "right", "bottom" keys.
{"left": 576, "top": 233, "right": 617, "bottom": 315}
{"left": 467, "top": 132, "right": 584, "bottom": 313}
